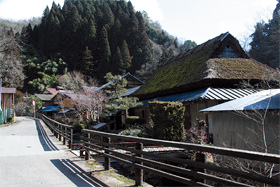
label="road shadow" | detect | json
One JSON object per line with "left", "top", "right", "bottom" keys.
{"left": 51, "top": 159, "right": 108, "bottom": 187}
{"left": 35, "top": 120, "right": 59, "bottom": 151}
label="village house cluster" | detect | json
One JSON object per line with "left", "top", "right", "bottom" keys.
{"left": 1, "top": 32, "right": 279, "bottom": 153}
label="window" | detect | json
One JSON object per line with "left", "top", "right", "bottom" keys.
{"left": 218, "top": 45, "right": 239, "bottom": 58}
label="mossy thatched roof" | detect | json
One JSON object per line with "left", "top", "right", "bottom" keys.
{"left": 134, "top": 32, "right": 279, "bottom": 99}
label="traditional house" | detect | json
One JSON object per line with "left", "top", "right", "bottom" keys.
{"left": 98, "top": 72, "right": 144, "bottom": 90}
{"left": 34, "top": 94, "right": 56, "bottom": 107}
{"left": 36, "top": 86, "right": 74, "bottom": 107}
{"left": 1, "top": 87, "right": 16, "bottom": 124}
{"left": 39, "top": 92, "right": 78, "bottom": 122}
{"left": 97, "top": 72, "right": 144, "bottom": 131}
{"left": 42, "top": 86, "right": 73, "bottom": 95}
{"left": 201, "top": 89, "right": 280, "bottom": 154}
{"left": 133, "top": 32, "right": 279, "bottom": 130}
{"left": 53, "top": 92, "right": 75, "bottom": 109}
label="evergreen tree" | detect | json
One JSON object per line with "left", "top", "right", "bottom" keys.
{"left": 18, "top": 0, "right": 191, "bottom": 89}
{"left": 103, "top": 3, "right": 115, "bottom": 27}
{"left": 97, "top": 26, "right": 111, "bottom": 80}
{"left": 250, "top": 1, "right": 280, "bottom": 69}
{"left": 121, "top": 40, "right": 132, "bottom": 72}
{"left": 82, "top": 46, "right": 95, "bottom": 79}
{"left": 104, "top": 72, "right": 142, "bottom": 117}
{"left": 249, "top": 22, "right": 268, "bottom": 64}
{"left": 268, "top": 1, "right": 280, "bottom": 68}
{"left": 113, "top": 47, "right": 124, "bottom": 75}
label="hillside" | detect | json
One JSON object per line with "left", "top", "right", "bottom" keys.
{"left": 0, "top": 18, "right": 41, "bottom": 33}
{"left": 0, "top": 0, "right": 196, "bottom": 93}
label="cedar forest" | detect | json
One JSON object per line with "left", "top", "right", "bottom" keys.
{"left": 0, "top": 0, "right": 279, "bottom": 94}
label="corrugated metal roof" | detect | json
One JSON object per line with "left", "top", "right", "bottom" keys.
{"left": 58, "top": 92, "right": 77, "bottom": 99}
{"left": 201, "top": 89, "right": 280, "bottom": 112}
{"left": 1, "top": 88, "right": 16, "bottom": 94}
{"left": 202, "top": 88, "right": 258, "bottom": 100}
{"left": 141, "top": 87, "right": 258, "bottom": 106}
{"left": 93, "top": 123, "right": 107, "bottom": 130}
{"left": 40, "top": 105, "right": 61, "bottom": 112}
{"left": 35, "top": 94, "right": 55, "bottom": 101}
{"left": 98, "top": 72, "right": 144, "bottom": 90}
{"left": 58, "top": 110, "right": 78, "bottom": 114}
{"left": 122, "top": 86, "right": 141, "bottom": 97}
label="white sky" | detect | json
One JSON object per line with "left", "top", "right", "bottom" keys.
{"left": 0, "top": 0, "right": 277, "bottom": 44}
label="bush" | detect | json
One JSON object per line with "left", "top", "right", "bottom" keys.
{"left": 7, "top": 116, "right": 14, "bottom": 124}
{"left": 149, "top": 101, "right": 186, "bottom": 141}
{"left": 118, "top": 125, "right": 150, "bottom": 137}
{"left": 186, "top": 119, "right": 208, "bottom": 144}
{"left": 69, "top": 119, "right": 83, "bottom": 133}
{"left": 125, "top": 116, "right": 146, "bottom": 126}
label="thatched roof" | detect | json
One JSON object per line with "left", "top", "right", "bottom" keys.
{"left": 134, "top": 32, "right": 279, "bottom": 99}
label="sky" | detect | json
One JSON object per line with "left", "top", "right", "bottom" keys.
{"left": 0, "top": 0, "right": 278, "bottom": 45}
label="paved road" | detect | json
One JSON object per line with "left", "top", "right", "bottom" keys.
{"left": 0, "top": 117, "right": 107, "bottom": 187}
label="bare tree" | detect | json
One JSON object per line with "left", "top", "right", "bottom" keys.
{"left": 14, "top": 102, "right": 26, "bottom": 116}
{"left": 73, "top": 86, "right": 107, "bottom": 123}
{"left": 0, "top": 28, "right": 24, "bottom": 87}
{"left": 57, "top": 71, "right": 87, "bottom": 92}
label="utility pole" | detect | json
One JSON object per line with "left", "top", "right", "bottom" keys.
{"left": 0, "top": 78, "right": 2, "bottom": 124}
{"left": 32, "top": 100, "right": 35, "bottom": 118}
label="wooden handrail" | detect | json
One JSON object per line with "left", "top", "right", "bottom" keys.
{"left": 81, "top": 129, "right": 280, "bottom": 186}
{"left": 82, "top": 129, "right": 280, "bottom": 164}
{"left": 36, "top": 115, "right": 280, "bottom": 186}
{"left": 38, "top": 113, "right": 73, "bottom": 149}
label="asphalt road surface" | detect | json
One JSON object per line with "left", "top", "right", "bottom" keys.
{"left": 0, "top": 117, "right": 107, "bottom": 187}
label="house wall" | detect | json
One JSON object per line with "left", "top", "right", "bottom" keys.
{"left": 134, "top": 100, "right": 219, "bottom": 130}
{"left": 1, "top": 93, "right": 15, "bottom": 123}
{"left": 53, "top": 95, "right": 74, "bottom": 108}
{"left": 42, "top": 101, "right": 53, "bottom": 108}
{"left": 1, "top": 93, "right": 13, "bottom": 108}
{"left": 126, "top": 77, "right": 142, "bottom": 88}
{"left": 187, "top": 100, "right": 218, "bottom": 128}
{"left": 210, "top": 111, "right": 280, "bottom": 154}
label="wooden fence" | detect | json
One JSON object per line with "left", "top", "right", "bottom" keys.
{"left": 39, "top": 114, "right": 73, "bottom": 149}
{"left": 81, "top": 129, "right": 280, "bottom": 186}
{"left": 38, "top": 115, "right": 280, "bottom": 186}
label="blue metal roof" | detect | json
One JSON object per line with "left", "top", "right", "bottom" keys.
{"left": 98, "top": 72, "right": 144, "bottom": 90}
{"left": 201, "top": 89, "right": 280, "bottom": 112}
{"left": 93, "top": 123, "right": 107, "bottom": 130}
{"left": 122, "top": 86, "right": 141, "bottom": 97}
{"left": 40, "top": 105, "right": 61, "bottom": 112}
{"left": 141, "top": 88, "right": 258, "bottom": 106}
{"left": 244, "top": 93, "right": 280, "bottom": 110}
{"left": 58, "top": 109, "right": 78, "bottom": 114}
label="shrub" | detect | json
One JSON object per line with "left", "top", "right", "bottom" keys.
{"left": 69, "top": 119, "right": 83, "bottom": 133}
{"left": 186, "top": 119, "right": 208, "bottom": 144}
{"left": 149, "top": 101, "right": 186, "bottom": 141}
{"left": 118, "top": 125, "right": 150, "bottom": 137}
{"left": 7, "top": 116, "right": 14, "bottom": 124}
{"left": 125, "top": 116, "right": 146, "bottom": 126}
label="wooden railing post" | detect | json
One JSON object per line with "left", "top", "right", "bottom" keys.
{"left": 135, "top": 142, "right": 143, "bottom": 186}
{"left": 69, "top": 128, "right": 73, "bottom": 149}
{"left": 195, "top": 152, "right": 205, "bottom": 183}
{"left": 85, "top": 133, "right": 90, "bottom": 160}
{"left": 54, "top": 122, "right": 58, "bottom": 138}
{"left": 104, "top": 137, "right": 111, "bottom": 170}
{"left": 58, "top": 125, "right": 62, "bottom": 141}
{"left": 63, "top": 126, "right": 66, "bottom": 145}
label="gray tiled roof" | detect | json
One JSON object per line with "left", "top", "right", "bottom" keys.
{"left": 35, "top": 94, "right": 55, "bottom": 101}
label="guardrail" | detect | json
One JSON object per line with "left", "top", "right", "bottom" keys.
{"left": 38, "top": 114, "right": 73, "bottom": 149}
{"left": 81, "top": 129, "right": 280, "bottom": 186}
{"left": 37, "top": 115, "right": 280, "bottom": 186}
